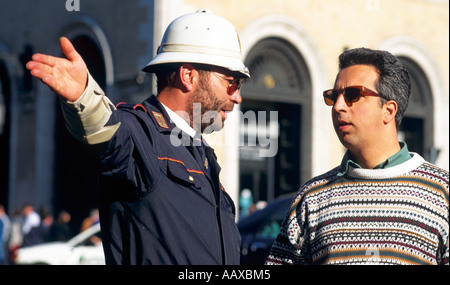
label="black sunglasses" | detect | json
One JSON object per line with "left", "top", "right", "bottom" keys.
{"left": 323, "top": 85, "right": 380, "bottom": 106}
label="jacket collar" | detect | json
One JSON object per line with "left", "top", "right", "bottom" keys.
{"left": 160, "top": 102, "right": 197, "bottom": 138}
{"left": 142, "top": 95, "right": 218, "bottom": 157}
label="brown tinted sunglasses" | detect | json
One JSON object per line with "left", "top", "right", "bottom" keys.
{"left": 323, "top": 85, "right": 380, "bottom": 106}
{"left": 213, "top": 72, "right": 243, "bottom": 95}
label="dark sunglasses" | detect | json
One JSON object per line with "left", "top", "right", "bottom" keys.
{"left": 213, "top": 72, "right": 243, "bottom": 95}
{"left": 323, "top": 85, "right": 380, "bottom": 106}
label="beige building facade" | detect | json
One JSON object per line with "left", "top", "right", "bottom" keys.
{"left": 154, "top": 0, "right": 449, "bottom": 206}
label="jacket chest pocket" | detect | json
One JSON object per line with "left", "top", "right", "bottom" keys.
{"left": 157, "top": 157, "right": 205, "bottom": 189}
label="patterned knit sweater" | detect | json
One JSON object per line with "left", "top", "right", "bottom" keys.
{"left": 266, "top": 153, "right": 449, "bottom": 265}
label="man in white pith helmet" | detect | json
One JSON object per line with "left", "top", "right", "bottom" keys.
{"left": 27, "top": 9, "right": 250, "bottom": 265}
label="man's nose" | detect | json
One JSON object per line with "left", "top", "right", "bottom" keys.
{"left": 230, "top": 89, "right": 242, "bottom": 104}
{"left": 333, "top": 93, "right": 348, "bottom": 111}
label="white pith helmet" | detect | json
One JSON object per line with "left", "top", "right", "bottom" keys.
{"left": 142, "top": 8, "right": 250, "bottom": 78}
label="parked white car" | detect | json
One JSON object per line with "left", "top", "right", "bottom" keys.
{"left": 14, "top": 223, "right": 105, "bottom": 265}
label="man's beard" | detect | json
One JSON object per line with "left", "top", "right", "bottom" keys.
{"left": 186, "top": 76, "right": 229, "bottom": 134}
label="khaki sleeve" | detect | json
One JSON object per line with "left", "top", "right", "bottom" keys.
{"left": 60, "top": 72, "right": 121, "bottom": 145}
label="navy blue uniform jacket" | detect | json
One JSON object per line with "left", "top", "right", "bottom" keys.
{"left": 95, "top": 95, "right": 241, "bottom": 265}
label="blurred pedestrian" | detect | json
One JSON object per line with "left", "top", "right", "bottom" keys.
{"left": 0, "top": 217, "right": 4, "bottom": 265}
{"left": 21, "top": 204, "right": 40, "bottom": 247}
{"left": 80, "top": 208, "right": 99, "bottom": 232}
{"left": 48, "top": 210, "right": 72, "bottom": 242}
{"left": 8, "top": 209, "right": 23, "bottom": 261}
{"left": 239, "top": 189, "right": 253, "bottom": 218}
{"left": 22, "top": 208, "right": 53, "bottom": 247}
{"left": 0, "top": 205, "right": 11, "bottom": 264}
{"left": 21, "top": 204, "right": 40, "bottom": 237}
{"left": 81, "top": 208, "right": 101, "bottom": 245}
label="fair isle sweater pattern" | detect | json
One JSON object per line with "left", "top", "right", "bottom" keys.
{"left": 266, "top": 153, "right": 449, "bottom": 265}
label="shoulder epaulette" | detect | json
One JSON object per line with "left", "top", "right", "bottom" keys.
{"left": 152, "top": 111, "right": 169, "bottom": 129}
{"left": 133, "top": 104, "right": 148, "bottom": 112}
{"left": 116, "top": 102, "right": 147, "bottom": 113}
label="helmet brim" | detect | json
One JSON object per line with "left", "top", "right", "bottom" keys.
{"left": 142, "top": 51, "right": 250, "bottom": 78}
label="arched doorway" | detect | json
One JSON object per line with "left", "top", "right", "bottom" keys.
{"left": 239, "top": 38, "right": 312, "bottom": 205}
{"left": 0, "top": 60, "right": 10, "bottom": 207}
{"left": 397, "top": 57, "right": 435, "bottom": 162}
{"left": 54, "top": 35, "right": 107, "bottom": 231}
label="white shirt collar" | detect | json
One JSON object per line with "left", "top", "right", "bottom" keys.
{"left": 161, "top": 103, "right": 197, "bottom": 138}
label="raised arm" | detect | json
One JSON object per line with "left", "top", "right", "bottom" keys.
{"left": 26, "top": 37, "right": 119, "bottom": 145}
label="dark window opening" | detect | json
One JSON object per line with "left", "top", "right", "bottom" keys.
{"left": 239, "top": 38, "right": 311, "bottom": 206}
{"left": 398, "top": 57, "right": 434, "bottom": 162}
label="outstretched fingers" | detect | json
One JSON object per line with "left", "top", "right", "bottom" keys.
{"left": 30, "top": 53, "right": 57, "bottom": 67}
{"left": 27, "top": 60, "right": 54, "bottom": 78}
{"left": 26, "top": 37, "right": 88, "bottom": 101}
{"left": 26, "top": 55, "right": 67, "bottom": 93}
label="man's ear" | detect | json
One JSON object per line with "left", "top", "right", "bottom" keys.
{"left": 383, "top": 100, "right": 398, "bottom": 125}
{"left": 178, "top": 64, "right": 197, "bottom": 92}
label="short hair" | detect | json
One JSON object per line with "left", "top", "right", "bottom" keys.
{"left": 338, "top": 48, "right": 411, "bottom": 127}
{"left": 154, "top": 64, "right": 181, "bottom": 94}
{"left": 154, "top": 64, "right": 213, "bottom": 94}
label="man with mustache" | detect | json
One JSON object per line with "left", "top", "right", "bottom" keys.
{"left": 266, "top": 48, "right": 448, "bottom": 265}
{"left": 26, "top": 9, "right": 250, "bottom": 265}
